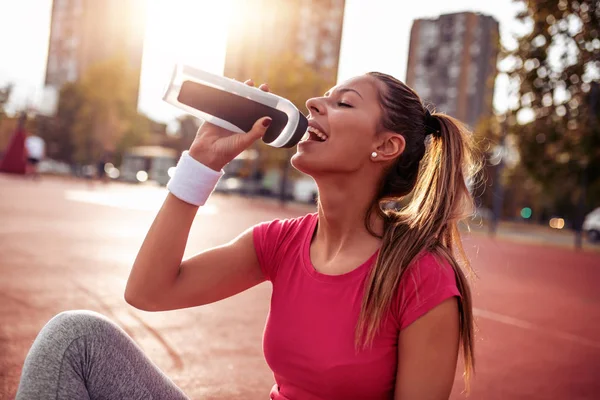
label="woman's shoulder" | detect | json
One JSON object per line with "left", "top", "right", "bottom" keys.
{"left": 254, "top": 212, "right": 317, "bottom": 238}
{"left": 406, "top": 251, "right": 456, "bottom": 281}
{"left": 393, "top": 251, "right": 461, "bottom": 330}
{"left": 401, "top": 251, "right": 459, "bottom": 298}
{"left": 252, "top": 213, "right": 317, "bottom": 282}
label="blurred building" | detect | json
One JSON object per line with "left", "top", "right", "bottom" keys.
{"left": 44, "top": 0, "right": 147, "bottom": 105}
{"left": 224, "top": 0, "right": 345, "bottom": 86}
{"left": 120, "top": 146, "right": 177, "bottom": 186}
{"left": 406, "top": 12, "right": 500, "bottom": 128}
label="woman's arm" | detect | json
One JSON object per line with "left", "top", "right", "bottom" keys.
{"left": 125, "top": 80, "right": 272, "bottom": 312}
{"left": 124, "top": 194, "right": 265, "bottom": 312}
{"left": 394, "top": 298, "right": 460, "bottom": 400}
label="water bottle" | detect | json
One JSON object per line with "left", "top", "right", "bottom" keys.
{"left": 163, "top": 65, "right": 308, "bottom": 148}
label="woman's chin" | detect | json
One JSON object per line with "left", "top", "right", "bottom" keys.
{"left": 291, "top": 150, "right": 320, "bottom": 176}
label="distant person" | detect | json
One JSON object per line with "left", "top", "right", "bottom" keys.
{"left": 24, "top": 134, "right": 45, "bottom": 179}
{"left": 17, "top": 74, "right": 478, "bottom": 399}
{"left": 96, "top": 151, "right": 112, "bottom": 184}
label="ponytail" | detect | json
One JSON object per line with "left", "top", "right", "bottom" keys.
{"left": 358, "top": 72, "right": 479, "bottom": 392}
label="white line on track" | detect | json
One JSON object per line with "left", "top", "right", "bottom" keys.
{"left": 474, "top": 308, "right": 600, "bottom": 349}
{"left": 64, "top": 189, "right": 218, "bottom": 214}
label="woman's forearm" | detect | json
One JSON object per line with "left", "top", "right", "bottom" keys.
{"left": 124, "top": 194, "right": 198, "bottom": 307}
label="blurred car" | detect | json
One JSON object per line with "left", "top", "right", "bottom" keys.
{"left": 583, "top": 208, "right": 600, "bottom": 243}
{"left": 119, "top": 146, "right": 177, "bottom": 186}
{"left": 474, "top": 207, "right": 493, "bottom": 221}
{"left": 293, "top": 176, "right": 318, "bottom": 203}
{"left": 37, "top": 159, "right": 72, "bottom": 175}
{"left": 215, "top": 176, "right": 266, "bottom": 195}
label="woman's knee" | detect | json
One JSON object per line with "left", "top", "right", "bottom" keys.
{"left": 42, "top": 310, "right": 120, "bottom": 340}
{"left": 18, "top": 311, "right": 126, "bottom": 399}
{"left": 21, "top": 311, "right": 119, "bottom": 374}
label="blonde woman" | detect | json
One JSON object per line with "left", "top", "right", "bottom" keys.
{"left": 17, "top": 72, "right": 477, "bottom": 400}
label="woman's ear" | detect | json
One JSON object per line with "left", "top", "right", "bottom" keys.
{"left": 372, "top": 132, "right": 405, "bottom": 162}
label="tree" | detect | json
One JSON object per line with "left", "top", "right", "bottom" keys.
{"left": 256, "top": 51, "right": 333, "bottom": 167}
{"left": 0, "top": 85, "right": 14, "bottom": 151}
{"left": 505, "top": 0, "right": 600, "bottom": 223}
{"left": 46, "top": 82, "right": 85, "bottom": 163}
{"left": 113, "top": 112, "right": 154, "bottom": 165}
{"left": 0, "top": 84, "right": 12, "bottom": 120}
{"left": 72, "top": 56, "right": 140, "bottom": 164}
{"left": 248, "top": 52, "right": 334, "bottom": 200}
{"left": 177, "top": 114, "right": 200, "bottom": 153}
{"left": 46, "top": 56, "right": 151, "bottom": 165}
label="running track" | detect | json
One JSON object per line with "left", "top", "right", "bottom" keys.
{"left": 1, "top": 175, "right": 599, "bottom": 399}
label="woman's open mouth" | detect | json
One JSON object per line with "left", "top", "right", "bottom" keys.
{"left": 303, "top": 126, "right": 328, "bottom": 142}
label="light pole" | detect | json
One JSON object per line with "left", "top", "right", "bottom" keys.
{"left": 575, "top": 82, "right": 600, "bottom": 248}
{"left": 279, "top": 149, "right": 293, "bottom": 206}
{"left": 490, "top": 113, "right": 508, "bottom": 236}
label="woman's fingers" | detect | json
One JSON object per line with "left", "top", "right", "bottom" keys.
{"left": 244, "top": 79, "right": 269, "bottom": 92}
{"left": 233, "top": 117, "right": 272, "bottom": 149}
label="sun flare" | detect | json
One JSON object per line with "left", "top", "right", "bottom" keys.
{"left": 138, "top": 0, "right": 233, "bottom": 122}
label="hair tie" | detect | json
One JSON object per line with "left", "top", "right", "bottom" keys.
{"left": 424, "top": 109, "right": 441, "bottom": 138}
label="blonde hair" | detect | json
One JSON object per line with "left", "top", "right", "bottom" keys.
{"left": 357, "top": 72, "right": 480, "bottom": 388}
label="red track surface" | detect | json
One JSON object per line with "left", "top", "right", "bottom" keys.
{"left": 1, "top": 175, "right": 599, "bottom": 399}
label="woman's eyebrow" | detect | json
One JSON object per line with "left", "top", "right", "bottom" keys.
{"left": 324, "top": 88, "right": 363, "bottom": 99}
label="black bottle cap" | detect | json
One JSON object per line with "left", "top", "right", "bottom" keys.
{"left": 281, "top": 113, "right": 309, "bottom": 148}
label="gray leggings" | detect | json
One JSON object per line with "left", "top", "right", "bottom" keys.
{"left": 16, "top": 310, "right": 189, "bottom": 400}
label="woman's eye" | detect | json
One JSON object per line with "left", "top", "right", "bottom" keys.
{"left": 338, "top": 102, "right": 352, "bottom": 108}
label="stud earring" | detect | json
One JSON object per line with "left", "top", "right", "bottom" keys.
{"left": 371, "top": 151, "right": 378, "bottom": 158}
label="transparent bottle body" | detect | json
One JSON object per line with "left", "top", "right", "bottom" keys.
{"left": 163, "top": 65, "right": 305, "bottom": 148}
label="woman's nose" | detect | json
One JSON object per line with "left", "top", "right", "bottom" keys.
{"left": 306, "top": 97, "right": 325, "bottom": 117}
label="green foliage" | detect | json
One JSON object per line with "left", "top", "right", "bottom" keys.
{"left": 251, "top": 52, "right": 334, "bottom": 169}
{"left": 506, "top": 0, "right": 600, "bottom": 215}
{"left": 51, "top": 56, "right": 151, "bottom": 164}
{"left": 260, "top": 52, "right": 333, "bottom": 112}
{"left": 51, "top": 82, "right": 85, "bottom": 162}
{"left": 114, "top": 112, "right": 154, "bottom": 165}
{"left": 72, "top": 56, "right": 140, "bottom": 163}
{"left": 177, "top": 114, "right": 200, "bottom": 152}
{"left": 0, "top": 84, "right": 12, "bottom": 120}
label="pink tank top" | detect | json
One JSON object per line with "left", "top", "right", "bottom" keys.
{"left": 253, "top": 213, "right": 460, "bottom": 400}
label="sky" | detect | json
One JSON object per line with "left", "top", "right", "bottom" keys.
{"left": 0, "top": 0, "right": 525, "bottom": 124}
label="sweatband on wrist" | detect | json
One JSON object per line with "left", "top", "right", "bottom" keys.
{"left": 166, "top": 151, "right": 224, "bottom": 206}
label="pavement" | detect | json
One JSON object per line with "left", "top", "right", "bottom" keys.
{"left": 1, "top": 173, "right": 599, "bottom": 399}
{"left": 466, "top": 220, "right": 599, "bottom": 252}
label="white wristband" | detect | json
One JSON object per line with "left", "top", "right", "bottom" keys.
{"left": 166, "top": 151, "right": 224, "bottom": 206}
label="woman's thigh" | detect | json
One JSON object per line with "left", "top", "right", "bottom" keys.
{"left": 16, "top": 310, "right": 189, "bottom": 400}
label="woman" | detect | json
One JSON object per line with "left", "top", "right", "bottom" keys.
{"left": 17, "top": 72, "right": 477, "bottom": 399}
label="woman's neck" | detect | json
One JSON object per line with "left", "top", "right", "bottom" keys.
{"left": 313, "top": 172, "right": 383, "bottom": 262}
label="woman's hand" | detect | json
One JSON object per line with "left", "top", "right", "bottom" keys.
{"left": 188, "top": 80, "right": 271, "bottom": 171}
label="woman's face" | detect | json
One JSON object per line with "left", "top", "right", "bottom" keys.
{"left": 291, "top": 75, "right": 386, "bottom": 176}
